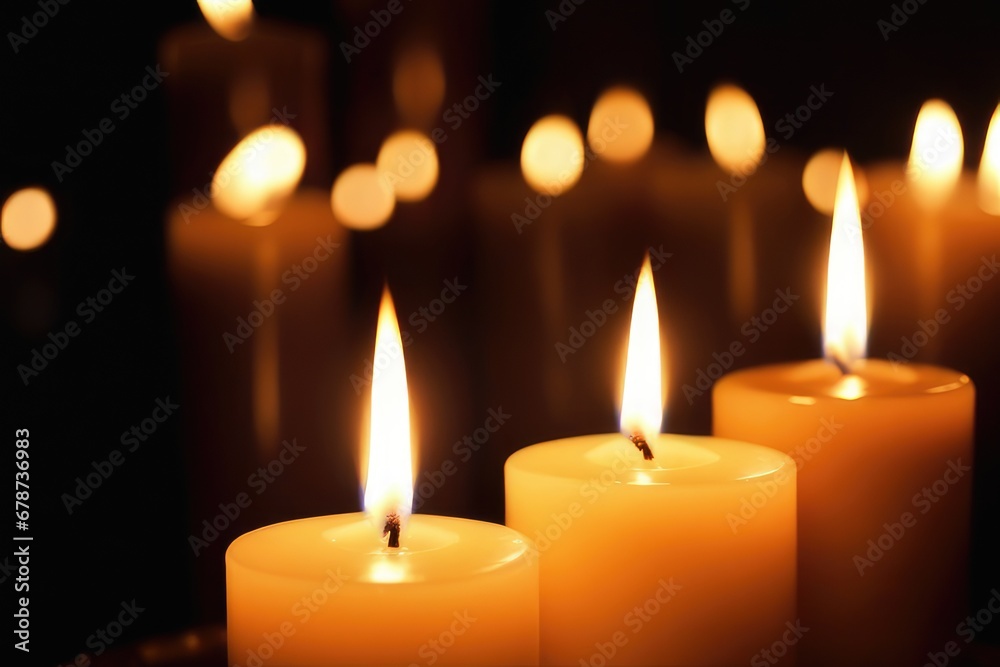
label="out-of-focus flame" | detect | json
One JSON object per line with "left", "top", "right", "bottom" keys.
{"left": 393, "top": 46, "right": 445, "bottom": 127}
{"left": 907, "top": 99, "right": 964, "bottom": 211}
{"left": 376, "top": 130, "right": 439, "bottom": 202}
{"left": 197, "top": 0, "right": 254, "bottom": 41}
{"left": 620, "top": 255, "right": 664, "bottom": 450}
{"left": 1, "top": 187, "right": 56, "bottom": 251}
{"left": 363, "top": 288, "right": 414, "bottom": 538}
{"left": 587, "top": 87, "right": 654, "bottom": 164}
{"left": 331, "top": 164, "right": 396, "bottom": 230}
{"left": 212, "top": 125, "right": 306, "bottom": 226}
{"left": 802, "top": 148, "right": 870, "bottom": 214}
{"left": 978, "top": 104, "right": 1000, "bottom": 216}
{"left": 705, "top": 84, "right": 766, "bottom": 174}
{"left": 823, "top": 153, "right": 868, "bottom": 372}
{"left": 520, "top": 115, "right": 584, "bottom": 195}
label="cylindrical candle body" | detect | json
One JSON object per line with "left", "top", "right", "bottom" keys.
{"left": 227, "top": 514, "right": 539, "bottom": 666}
{"left": 505, "top": 434, "right": 796, "bottom": 666}
{"left": 713, "top": 359, "right": 974, "bottom": 667}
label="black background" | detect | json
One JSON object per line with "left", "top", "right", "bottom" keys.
{"left": 3, "top": 1, "right": 999, "bottom": 664}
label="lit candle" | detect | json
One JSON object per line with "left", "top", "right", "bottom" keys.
{"left": 227, "top": 289, "right": 539, "bottom": 667}
{"left": 505, "top": 256, "right": 796, "bottom": 665}
{"left": 713, "top": 154, "right": 974, "bottom": 667}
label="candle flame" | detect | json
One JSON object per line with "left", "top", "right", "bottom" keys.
{"left": 1, "top": 187, "right": 56, "bottom": 251}
{"left": 212, "top": 125, "right": 306, "bottom": 226}
{"left": 520, "top": 115, "right": 584, "bottom": 196}
{"left": 331, "top": 164, "right": 396, "bottom": 230}
{"left": 363, "top": 288, "right": 414, "bottom": 539}
{"left": 392, "top": 46, "right": 445, "bottom": 127}
{"left": 620, "top": 255, "right": 664, "bottom": 448}
{"left": 907, "top": 99, "right": 964, "bottom": 211}
{"left": 587, "top": 87, "right": 654, "bottom": 164}
{"left": 376, "top": 130, "right": 439, "bottom": 202}
{"left": 197, "top": 0, "right": 254, "bottom": 41}
{"left": 979, "top": 104, "right": 1000, "bottom": 215}
{"left": 823, "top": 153, "right": 867, "bottom": 371}
{"left": 705, "top": 84, "right": 766, "bottom": 174}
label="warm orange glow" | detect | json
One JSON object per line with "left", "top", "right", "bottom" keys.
{"left": 331, "top": 164, "right": 396, "bottom": 230}
{"left": 907, "top": 99, "right": 964, "bottom": 210}
{"left": 803, "top": 148, "right": 870, "bottom": 214}
{"left": 212, "top": 125, "right": 306, "bottom": 226}
{"left": 705, "top": 84, "right": 766, "bottom": 174}
{"left": 587, "top": 87, "right": 654, "bottom": 164}
{"left": 392, "top": 46, "right": 446, "bottom": 127}
{"left": 520, "top": 115, "right": 584, "bottom": 195}
{"left": 823, "top": 154, "right": 867, "bottom": 371}
{"left": 364, "top": 288, "right": 414, "bottom": 536}
{"left": 376, "top": 130, "right": 439, "bottom": 202}
{"left": 620, "top": 255, "right": 663, "bottom": 449}
{"left": 979, "top": 104, "right": 1000, "bottom": 215}
{"left": 1, "top": 187, "right": 57, "bottom": 251}
{"left": 197, "top": 0, "right": 254, "bottom": 41}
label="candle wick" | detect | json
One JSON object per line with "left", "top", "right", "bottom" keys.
{"left": 628, "top": 433, "right": 654, "bottom": 461}
{"left": 383, "top": 512, "right": 401, "bottom": 549}
{"left": 831, "top": 356, "right": 851, "bottom": 376}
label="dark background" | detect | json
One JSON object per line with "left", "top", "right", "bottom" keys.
{"left": 2, "top": 0, "right": 999, "bottom": 664}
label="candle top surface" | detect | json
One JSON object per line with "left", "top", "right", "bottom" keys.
{"left": 506, "top": 433, "right": 793, "bottom": 485}
{"left": 720, "top": 359, "right": 971, "bottom": 401}
{"left": 226, "top": 513, "right": 532, "bottom": 584}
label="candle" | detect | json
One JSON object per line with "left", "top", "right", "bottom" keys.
{"left": 713, "top": 154, "right": 975, "bottom": 667}
{"left": 505, "top": 257, "right": 796, "bottom": 665}
{"left": 168, "top": 129, "right": 351, "bottom": 616}
{"left": 159, "top": 1, "right": 329, "bottom": 194}
{"left": 227, "top": 289, "right": 539, "bottom": 666}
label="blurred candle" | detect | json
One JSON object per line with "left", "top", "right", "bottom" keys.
{"left": 506, "top": 256, "right": 796, "bottom": 665}
{"left": 714, "top": 154, "right": 974, "bottom": 667}
{"left": 587, "top": 87, "right": 654, "bottom": 164}
{"left": 705, "top": 84, "right": 766, "bottom": 322}
{"left": 1, "top": 187, "right": 57, "bottom": 252}
{"left": 227, "top": 289, "right": 538, "bottom": 666}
